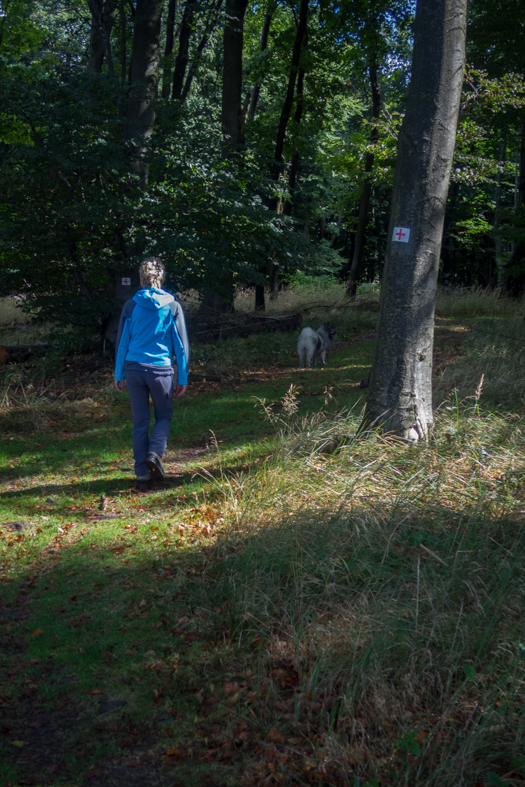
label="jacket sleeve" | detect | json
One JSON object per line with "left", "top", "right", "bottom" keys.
{"left": 114, "top": 301, "right": 135, "bottom": 381}
{"left": 170, "top": 301, "right": 190, "bottom": 385}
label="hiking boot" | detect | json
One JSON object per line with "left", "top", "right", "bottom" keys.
{"left": 145, "top": 452, "right": 166, "bottom": 481}
{"left": 136, "top": 474, "right": 152, "bottom": 492}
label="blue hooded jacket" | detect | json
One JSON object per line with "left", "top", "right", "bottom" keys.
{"left": 114, "top": 288, "right": 190, "bottom": 384}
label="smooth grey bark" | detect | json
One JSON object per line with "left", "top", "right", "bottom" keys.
{"left": 346, "top": 56, "right": 381, "bottom": 297}
{"left": 221, "top": 0, "right": 249, "bottom": 153}
{"left": 124, "top": 0, "right": 165, "bottom": 186}
{"left": 363, "top": 0, "right": 467, "bottom": 440}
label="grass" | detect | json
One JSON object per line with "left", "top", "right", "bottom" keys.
{"left": 1, "top": 286, "right": 525, "bottom": 787}
{"left": 0, "top": 297, "right": 50, "bottom": 346}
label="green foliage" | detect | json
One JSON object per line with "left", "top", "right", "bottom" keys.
{"left": 1, "top": 0, "right": 525, "bottom": 342}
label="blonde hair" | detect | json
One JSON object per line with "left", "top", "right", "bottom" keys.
{"left": 139, "top": 257, "right": 166, "bottom": 290}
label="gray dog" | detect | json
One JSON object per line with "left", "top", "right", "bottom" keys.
{"left": 297, "top": 323, "right": 338, "bottom": 367}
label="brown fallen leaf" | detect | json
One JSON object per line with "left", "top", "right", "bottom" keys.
{"left": 266, "top": 727, "right": 285, "bottom": 745}
{"left": 223, "top": 681, "right": 239, "bottom": 697}
{"left": 31, "top": 629, "right": 43, "bottom": 638}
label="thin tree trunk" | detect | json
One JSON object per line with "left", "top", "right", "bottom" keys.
{"left": 88, "top": 0, "right": 118, "bottom": 75}
{"left": 0, "top": 0, "right": 10, "bottom": 52}
{"left": 161, "top": 0, "right": 177, "bottom": 99}
{"left": 508, "top": 120, "right": 525, "bottom": 293}
{"left": 270, "top": 0, "right": 308, "bottom": 186}
{"left": 363, "top": 0, "right": 467, "bottom": 440}
{"left": 283, "top": 66, "right": 305, "bottom": 217}
{"left": 256, "top": 0, "right": 308, "bottom": 311}
{"left": 221, "top": 0, "right": 249, "bottom": 153}
{"left": 172, "top": 0, "right": 194, "bottom": 101}
{"left": 494, "top": 138, "right": 507, "bottom": 290}
{"left": 199, "top": 0, "right": 246, "bottom": 313}
{"left": 124, "top": 0, "right": 165, "bottom": 187}
{"left": 247, "top": 3, "right": 274, "bottom": 121}
{"left": 346, "top": 56, "right": 381, "bottom": 297}
{"left": 119, "top": 0, "right": 128, "bottom": 85}
{"left": 267, "top": 67, "right": 306, "bottom": 302}
{"left": 181, "top": 0, "right": 223, "bottom": 101}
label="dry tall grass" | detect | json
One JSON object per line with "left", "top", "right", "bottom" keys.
{"left": 0, "top": 297, "right": 49, "bottom": 345}
{"left": 435, "top": 286, "right": 525, "bottom": 320}
{"left": 187, "top": 396, "right": 525, "bottom": 785}
{"left": 435, "top": 316, "right": 525, "bottom": 410}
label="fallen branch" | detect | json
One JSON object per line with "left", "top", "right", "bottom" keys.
{"left": 0, "top": 343, "right": 52, "bottom": 363}
{"left": 194, "top": 313, "right": 301, "bottom": 342}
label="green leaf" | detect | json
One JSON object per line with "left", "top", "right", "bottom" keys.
{"left": 462, "top": 665, "right": 476, "bottom": 680}
{"left": 488, "top": 772, "right": 509, "bottom": 787}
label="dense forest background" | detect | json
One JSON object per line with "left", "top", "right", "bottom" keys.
{"left": 0, "top": 0, "right": 524, "bottom": 347}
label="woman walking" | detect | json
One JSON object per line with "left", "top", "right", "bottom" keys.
{"left": 114, "top": 257, "right": 190, "bottom": 490}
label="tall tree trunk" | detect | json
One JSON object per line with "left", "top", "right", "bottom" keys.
{"left": 270, "top": 0, "right": 308, "bottom": 187}
{"left": 283, "top": 66, "right": 305, "bottom": 218}
{"left": 172, "top": 0, "right": 194, "bottom": 101}
{"left": 124, "top": 0, "right": 165, "bottom": 187}
{"left": 199, "top": 0, "right": 246, "bottom": 314}
{"left": 508, "top": 120, "right": 525, "bottom": 293}
{"left": 221, "top": 0, "right": 249, "bottom": 153}
{"left": 363, "top": 0, "right": 467, "bottom": 440}
{"left": 494, "top": 138, "right": 507, "bottom": 290}
{"left": 88, "top": 0, "right": 118, "bottom": 75}
{"left": 346, "top": 56, "right": 381, "bottom": 297}
{"left": 161, "top": 0, "right": 177, "bottom": 99}
{"left": 106, "top": 0, "right": 164, "bottom": 345}
{"left": 119, "top": 0, "right": 128, "bottom": 85}
{"left": 181, "top": 0, "right": 223, "bottom": 101}
{"left": 247, "top": 3, "right": 274, "bottom": 121}
{"left": 255, "top": 0, "right": 308, "bottom": 311}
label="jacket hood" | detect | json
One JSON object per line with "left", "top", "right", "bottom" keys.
{"left": 133, "top": 288, "right": 175, "bottom": 311}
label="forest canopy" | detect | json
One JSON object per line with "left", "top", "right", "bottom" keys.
{"left": 0, "top": 0, "right": 524, "bottom": 346}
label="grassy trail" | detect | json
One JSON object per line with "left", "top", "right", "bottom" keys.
{"left": 1, "top": 296, "right": 524, "bottom": 787}
{"left": 0, "top": 325, "right": 375, "bottom": 787}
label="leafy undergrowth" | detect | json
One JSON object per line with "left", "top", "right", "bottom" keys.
{"left": 1, "top": 310, "right": 524, "bottom": 787}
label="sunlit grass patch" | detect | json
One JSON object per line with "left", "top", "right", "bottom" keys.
{"left": 435, "top": 286, "right": 525, "bottom": 320}
{"left": 435, "top": 316, "right": 525, "bottom": 410}
{"left": 0, "top": 296, "right": 50, "bottom": 345}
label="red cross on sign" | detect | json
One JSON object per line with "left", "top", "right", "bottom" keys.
{"left": 392, "top": 226, "right": 410, "bottom": 243}
{"left": 121, "top": 277, "right": 131, "bottom": 286}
